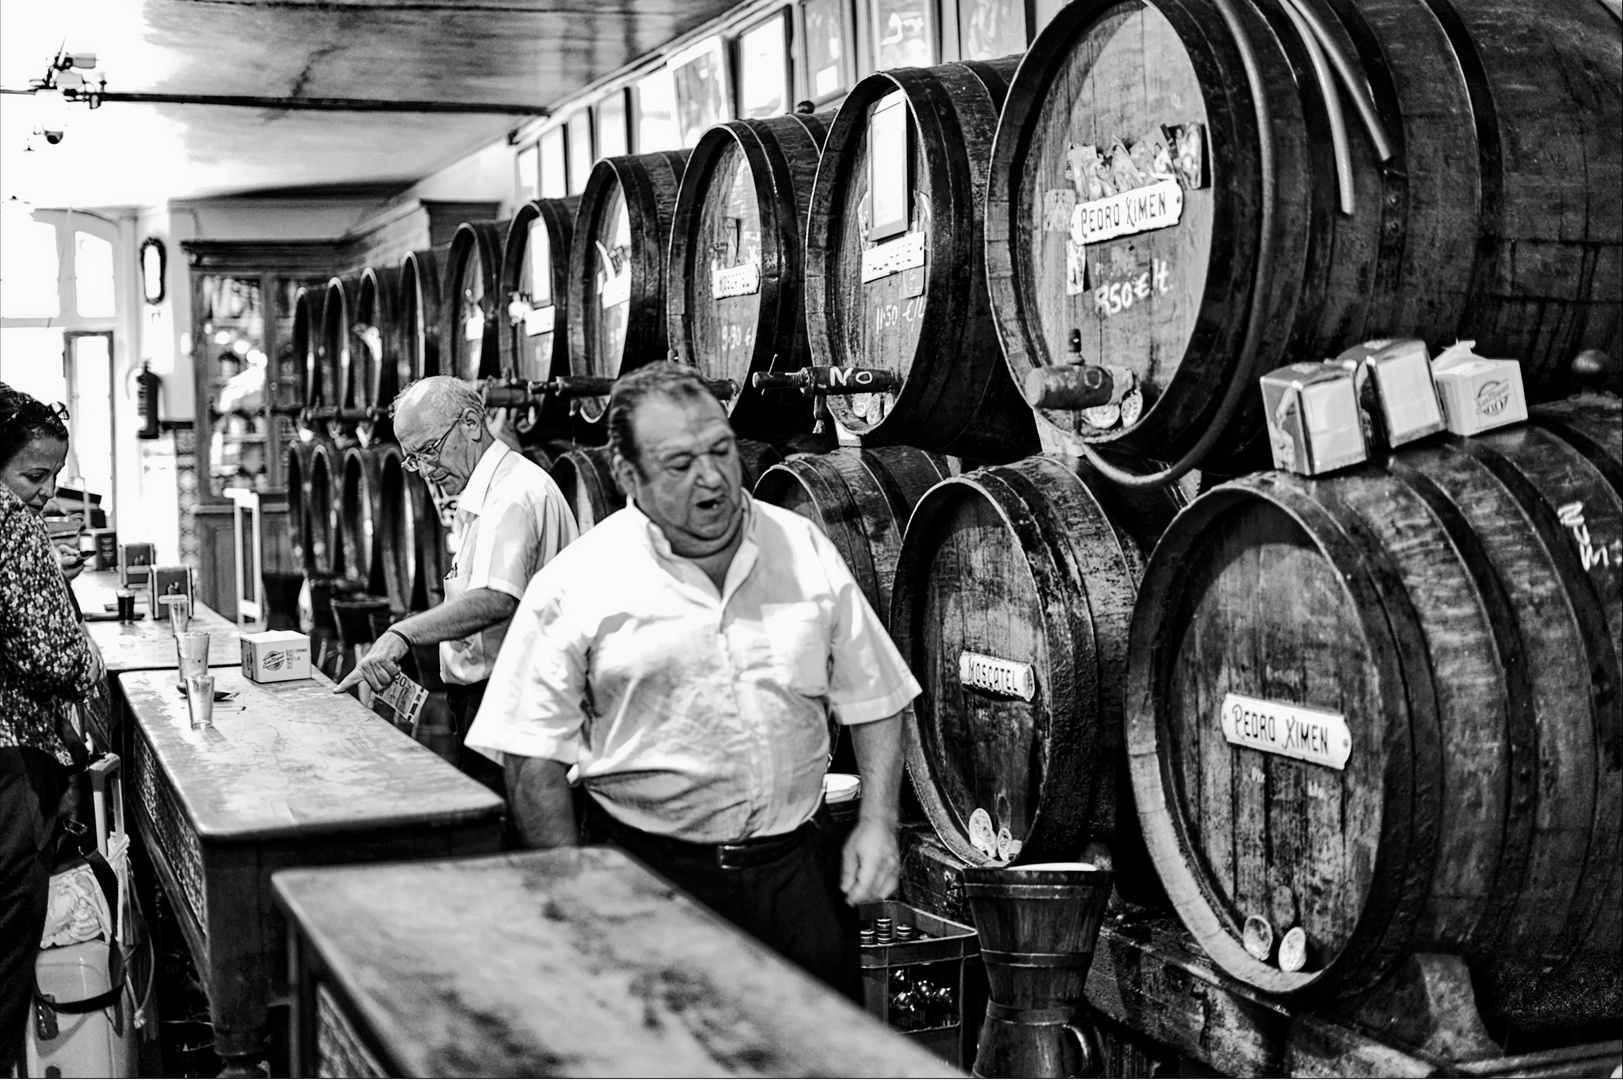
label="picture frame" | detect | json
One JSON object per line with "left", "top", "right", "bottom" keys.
{"left": 669, "top": 35, "right": 734, "bottom": 149}
{"left": 596, "top": 88, "right": 632, "bottom": 159}
{"left": 956, "top": 0, "right": 1028, "bottom": 60}
{"left": 539, "top": 126, "right": 568, "bottom": 199}
{"left": 870, "top": 0, "right": 935, "bottom": 70}
{"left": 567, "top": 111, "right": 595, "bottom": 194}
{"left": 737, "top": 9, "right": 792, "bottom": 119}
{"left": 796, "top": 0, "right": 855, "bottom": 104}
{"left": 139, "top": 237, "right": 166, "bottom": 305}
{"left": 868, "top": 90, "right": 910, "bottom": 240}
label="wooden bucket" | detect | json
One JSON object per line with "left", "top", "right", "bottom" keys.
{"left": 338, "top": 445, "right": 385, "bottom": 596}
{"left": 890, "top": 455, "right": 1182, "bottom": 876}
{"left": 320, "top": 276, "right": 363, "bottom": 441}
{"left": 305, "top": 437, "right": 346, "bottom": 580}
{"left": 292, "top": 286, "right": 325, "bottom": 426}
{"left": 284, "top": 439, "right": 316, "bottom": 578}
{"left": 565, "top": 150, "right": 691, "bottom": 425}
{"left": 804, "top": 60, "right": 1037, "bottom": 463}
{"left": 986, "top": 0, "right": 1622, "bottom": 478}
{"left": 398, "top": 248, "right": 442, "bottom": 383}
{"left": 355, "top": 265, "right": 405, "bottom": 446}
{"left": 442, "top": 221, "right": 506, "bottom": 384}
{"left": 667, "top": 114, "right": 829, "bottom": 442}
{"left": 1126, "top": 400, "right": 1621, "bottom": 1036}
{"left": 500, "top": 198, "right": 579, "bottom": 445}
{"left": 753, "top": 446, "right": 951, "bottom": 624}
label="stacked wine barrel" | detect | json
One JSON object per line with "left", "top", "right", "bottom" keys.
{"left": 500, "top": 197, "right": 578, "bottom": 445}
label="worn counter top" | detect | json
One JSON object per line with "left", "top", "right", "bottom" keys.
{"left": 274, "top": 847, "right": 958, "bottom": 1078}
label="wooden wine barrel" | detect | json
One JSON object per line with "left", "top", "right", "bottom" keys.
{"left": 667, "top": 114, "right": 829, "bottom": 441}
{"left": 321, "top": 276, "right": 362, "bottom": 440}
{"left": 1126, "top": 407, "right": 1621, "bottom": 1035}
{"left": 753, "top": 446, "right": 951, "bottom": 624}
{"left": 284, "top": 439, "right": 316, "bottom": 578}
{"left": 566, "top": 150, "right": 691, "bottom": 425}
{"left": 338, "top": 445, "right": 384, "bottom": 596}
{"left": 354, "top": 265, "right": 404, "bottom": 446}
{"left": 443, "top": 221, "right": 506, "bottom": 383}
{"left": 548, "top": 448, "right": 622, "bottom": 532}
{"left": 986, "top": 0, "right": 1622, "bottom": 474}
{"left": 500, "top": 198, "right": 578, "bottom": 446}
{"left": 890, "top": 455, "right": 1183, "bottom": 874}
{"left": 293, "top": 286, "right": 325, "bottom": 421}
{"left": 398, "top": 248, "right": 442, "bottom": 383}
{"left": 804, "top": 61, "right": 1036, "bottom": 463}
{"left": 371, "top": 443, "right": 414, "bottom": 614}
{"left": 305, "top": 437, "right": 346, "bottom": 580}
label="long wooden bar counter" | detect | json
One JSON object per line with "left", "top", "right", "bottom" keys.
{"left": 118, "top": 666, "right": 505, "bottom": 1065}
{"left": 273, "top": 847, "right": 959, "bottom": 1078}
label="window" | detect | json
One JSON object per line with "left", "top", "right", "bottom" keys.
{"left": 516, "top": 144, "right": 541, "bottom": 203}
{"left": 567, "top": 112, "right": 595, "bottom": 194}
{"left": 596, "top": 89, "right": 632, "bottom": 159}
{"left": 738, "top": 11, "right": 792, "bottom": 119}
{"left": 539, "top": 127, "right": 568, "bottom": 199}
{"left": 0, "top": 215, "right": 62, "bottom": 319}
{"left": 636, "top": 67, "right": 681, "bottom": 152}
{"left": 75, "top": 232, "right": 116, "bottom": 318}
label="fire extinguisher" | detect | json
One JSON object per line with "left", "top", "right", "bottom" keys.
{"left": 136, "top": 362, "right": 162, "bottom": 439}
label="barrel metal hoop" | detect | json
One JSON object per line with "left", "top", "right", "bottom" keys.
{"left": 979, "top": 948, "right": 1095, "bottom": 969}
{"left": 984, "top": 1002, "right": 1077, "bottom": 1024}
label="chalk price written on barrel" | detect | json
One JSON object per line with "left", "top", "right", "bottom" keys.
{"left": 1094, "top": 258, "right": 1171, "bottom": 317}
{"left": 1220, "top": 692, "right": 1351, "bottom": 771}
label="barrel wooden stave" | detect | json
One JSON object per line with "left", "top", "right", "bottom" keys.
{"left": 285, "top": 440, "right": 316, "bottom": 578}
{"left": 338, "top": 445, "right": 385, "bottom": 597}
{"left": 399, "top": 248, "right": 443, "bottom": 384}
{"left": 988, "top": 0, "right": 1622, "bottom": 467}
{"left": 443, "top": 221, "right": 506, "bottom": 384}
{"left": 1127, "top": 411, "right": 1621, "bottom": 1033}
{"left": 567, "top": 151, "right": 692, "bottom": 425}
{"left": 549, "top": 447, "right": 625, "bottom": 532}
{"left": 753, "top": 446, "right": 951, "bottom": 624}
{"left": 501, "top": 198, "right": 579, "bottom": 445}
{"left": 322, "top": 276, "right": 363, "bottom": 441}
{"left": 806, "top": 60, "right": 1036, "bottom": 463}
{"left": 355, "top": 265, "right": 405, "bottom": 446}
{"left": 293, "top": 286, "right": 326, "bottom": 419}
{"left": 892, "top": 455, "right": 1179, "bottom": 874}
{"left": 305, "top": 437, "right": 347, "bottom": 580}
{"left": 668, "top": 115, "right": 828, "bottom": 441}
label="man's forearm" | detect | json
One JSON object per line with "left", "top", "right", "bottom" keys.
{"left": 389, "top": 588, "right": 518, "bottom": 648}
{"left": 505, "top": 756, "right": 580, "bottom": 849}
{"left": 847, "top": 714, "right": 904, "bottom": 827}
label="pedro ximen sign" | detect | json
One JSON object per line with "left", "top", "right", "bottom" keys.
{"left": 1220, "top": 692, "right": 1352, "bottom": 770}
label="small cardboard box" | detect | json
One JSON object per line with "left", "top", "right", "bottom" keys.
{"left": 1260, "top": 362, "right": 1369, "bottom": 475}
{"left": 1335, "top": 338, "right": 1445, "bottom": 449}
{"left": 1431, "top": 340, "right": 1528, "bottom": 436}
{"left": 241, "top": 630, "right": 312, "bottom": 683}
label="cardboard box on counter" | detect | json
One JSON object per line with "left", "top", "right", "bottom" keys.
{"left": 1260, "top": 362, "right": 1369, "bottom": 476}
{"left": 1334, "top": 338, "right": 1445, "bottom": 449}
{"left": 241, "top": 630, "right": 312, "bottom": 683}
{"left": 1431, "top": 340, "right": 1527, "bottom": 436}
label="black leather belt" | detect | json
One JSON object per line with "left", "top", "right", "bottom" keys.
{"left": 584, "top": 797, "right": 817, "bottom": 870}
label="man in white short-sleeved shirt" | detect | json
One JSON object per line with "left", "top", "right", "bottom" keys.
{"left": 336, "top": 377, "right": 576, "bottom": 793}
{"left": 465, "top": 363, "right": 921, "bottom": 999}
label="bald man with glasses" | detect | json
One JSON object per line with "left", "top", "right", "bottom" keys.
{"left": 335, "top": 377, "right": 577, "bottom": 794}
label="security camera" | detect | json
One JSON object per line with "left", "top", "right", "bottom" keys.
{"left": 41, "top": 129, "right": 65, "bottom": 145}
{"left": 61, "top": 52, "right": 97, "bottom": 70}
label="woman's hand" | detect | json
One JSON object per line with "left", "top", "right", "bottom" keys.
{"left": 56, "top": 541, "right": 86, "bottom": 581}
{"left": 82, "top": 629, "right": 105, "bottom": 684}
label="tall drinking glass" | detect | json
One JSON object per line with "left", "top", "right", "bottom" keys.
{"left": 186, "top": 674, "right": 216, "bottom": 729}
{"left": 176, "top": 631, "right": 211, "bottom": 689}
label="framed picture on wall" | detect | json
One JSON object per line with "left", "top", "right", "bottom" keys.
{"left": 567, "top": 112, "right": 595, "bottom": 194}
{"left": 635, "top": 67, "right": 681, "bottom": 152}
{"left": 870, "top": 0, "right": 934, "bottom": 69}
{"left": 797, "top": 0, "right": 855, "bottom": 104}
{"left": 669, "top": 35, "right": 734, "bottom": 148}
{"left": 539, "top": 126, "right": 568, "bottom": 199}
{"left": 596, "top": 88, "right": 632, "bottom": 158}
{"left": 868, "top": 89, "right": 910, "bottom": 240}
{"left": 516, "top": 143, "right": 540, "bottom": 203}
{"left": 738, "top": 9, "right": 792, "bottom": 119}
{"left": 957, "top": 0, "right": 1028, "bottom": 59}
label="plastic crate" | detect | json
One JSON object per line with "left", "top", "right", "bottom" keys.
{"left": 859, "top": 899, "right": 983, "bottom": 1072}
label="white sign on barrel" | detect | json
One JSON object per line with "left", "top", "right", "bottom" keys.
{"left": 1219, "top": 692, "right": 1352, "bottom": 770}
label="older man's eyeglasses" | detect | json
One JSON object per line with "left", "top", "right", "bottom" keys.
{"left": 400, "top": 422, "right": 456, "bottom": 473}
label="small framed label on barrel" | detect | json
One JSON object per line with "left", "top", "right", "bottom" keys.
{"left": 958, "top": 651, "right": 1036, "bottom": 702}
{"left": 1219, "top": 692, "right": 1351, "bottom": 770}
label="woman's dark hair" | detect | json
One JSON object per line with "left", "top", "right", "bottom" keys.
{"left": 606, "top": 362, "right": 724, "bottom": 477}
{"left": 0, "top": 382, "right": 70, "bottom": 469}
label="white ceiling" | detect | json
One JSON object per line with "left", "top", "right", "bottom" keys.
{"left": 0, "top": 0, "right": 738, "bottom": 210}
